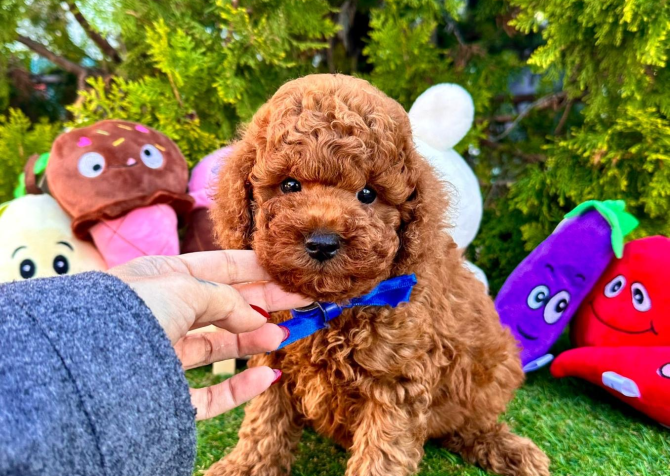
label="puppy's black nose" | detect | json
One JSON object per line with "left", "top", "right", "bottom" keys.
{"left": 305, "top": 232, "right": 340, "bottom": 262}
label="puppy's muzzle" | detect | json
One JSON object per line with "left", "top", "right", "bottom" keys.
{"left": 305, "top": 232, "right": 341, "bottom": 262}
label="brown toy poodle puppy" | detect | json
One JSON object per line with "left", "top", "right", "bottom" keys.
{"left": 207, "top": 74, "right": 550, "bottom": 476}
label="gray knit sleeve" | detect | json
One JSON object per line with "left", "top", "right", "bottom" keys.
{"left": 0, "top": 272, "right": 196, "bottom": 476}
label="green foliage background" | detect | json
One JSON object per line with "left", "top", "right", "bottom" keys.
{"left": 1, "top": 0, "right": 669, "bottom": 292}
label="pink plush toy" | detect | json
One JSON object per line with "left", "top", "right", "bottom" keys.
{"left": 181, "top": 147, "right": 232, "bottom": 253}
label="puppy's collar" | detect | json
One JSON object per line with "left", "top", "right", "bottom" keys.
{"left": 276, "top": 274, "right": 417, "bottom": 350}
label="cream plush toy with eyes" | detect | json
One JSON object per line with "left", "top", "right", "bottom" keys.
{"left": 0, "top": 194, "right": 106, "bottom": 282}
{"left": 408, "top": 84, "right": 488, "bottom": 288}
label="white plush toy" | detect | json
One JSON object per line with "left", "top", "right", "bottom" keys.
{"left": 0, "top": 194, "right": 106, "bottom": 282}
{"left": 408, "top": 83, "right": 488, "bottom": 288}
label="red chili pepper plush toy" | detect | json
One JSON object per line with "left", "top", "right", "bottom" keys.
{"left": 551, "top": 346, "right": 670, "bottom": 427}
{"left": 551, "top": 236, "right": 670, "bottom": 427}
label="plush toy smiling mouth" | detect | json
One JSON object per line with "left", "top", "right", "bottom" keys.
{"left": 588, "top": 301, "right": 658, "bottom": 336}
{"left": 109, "top": 158, "right": 138, "bottom": 169}
{"left": 516, "top": 325, "right": 538, "bottom": 341}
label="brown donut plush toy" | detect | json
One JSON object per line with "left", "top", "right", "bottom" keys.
{"left": 45, "top": 119, "right": 193, "bottom": 267}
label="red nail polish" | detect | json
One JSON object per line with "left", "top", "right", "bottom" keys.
{"left": 250, "top": 304, "right": 270, "bottom": 319}
{"left": 271, "top": 369, "right": 283, "bottom": 385}
{"left": 278, "top": 325, "right": 290, "bottom": 342}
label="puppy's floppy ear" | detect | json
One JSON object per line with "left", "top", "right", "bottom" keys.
{"left": 212, "top": 100, "right": 275, "bottom": 250}
{"left": 211, "top": 139, "right": 256, "bottom": 250}
{"left": 393, "top": 144, "right": 450, "bottom": 274}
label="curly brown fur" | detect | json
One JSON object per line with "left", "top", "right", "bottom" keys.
{"left": 208, "top": 74, "right": 549, "bottom": 476}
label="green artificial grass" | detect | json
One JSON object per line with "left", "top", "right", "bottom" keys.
{"left": 187, "top": 340, "right": 670, "bottom": 476}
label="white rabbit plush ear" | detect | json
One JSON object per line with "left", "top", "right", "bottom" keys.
{"left": 414, "top": 139, "right": 482, "bottom": 249}
{"left": 463, "top": 260, "right": 489, "bottom": 291}
{"left": 408, "top": 83, "right": 475, "bottom": 151}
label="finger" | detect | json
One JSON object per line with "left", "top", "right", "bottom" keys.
{"left": 175, "top": 250, "right": 273, "bottom": 284}
{"left": 109, "top": 250, "right": 272, "bottom": 285}
{"left": 183, "top": 277, "right": 270, "bottom": 334}
{"left": 131, "top": 274, "right": 268, "bottom": 340}
{"left": 190, "top": 366, "right": 279, "bottom": 420}
{"left": 234, "top": 281, "right": 312, "bottom": 313}
{"left": 176, "top": 324, "right": 285, "bottom": 369}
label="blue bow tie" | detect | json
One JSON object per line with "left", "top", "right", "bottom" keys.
{"left": 277, "top": 274, "right": 417, "bottom": 350}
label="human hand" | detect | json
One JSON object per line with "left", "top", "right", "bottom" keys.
{"left": 108, "top": 250, "right": 309, "bottom": 420}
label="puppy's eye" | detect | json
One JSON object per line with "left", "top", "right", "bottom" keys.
{"left": 281, "top": 178, "right": 301, "bottom": 193}
{"left": 357, "top": 186, "right": 376, "bottom": 204}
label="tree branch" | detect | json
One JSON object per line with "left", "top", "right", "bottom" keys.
{"left": 64, "top": 0, "right": 121, "bottom": 63}
{"left": 554, "top": 99, "right": 573, "bottom": 135}
{"left": 445, "top": 17, "right": 466, "bottom": 46}
{"left": 326, "top": 36, "right": 336, "bottom": 74}
{"left": 494, "top": 93, "right": 541, "bottom": 104}
{"left": 16, "top": 34, "right": 89, "bottom": 88}
{"left": 480, "top": 139, "right": 546, "bottom": 163}
{"left": 490, "top": 92, "right": 567, "bottom": 142}
{"left": 166, "top": 71, "right": 184, "bottom": 108}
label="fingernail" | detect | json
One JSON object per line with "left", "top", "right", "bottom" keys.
{"left": 271, "top": 369, "right": 283, "bottom": 385}
{"left": 250, "top": 304, "right": 270, "bottom": 319}
{"left": 278, "top": 325, "right": 290, "bottom": 342}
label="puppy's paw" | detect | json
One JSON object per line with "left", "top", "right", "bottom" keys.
{"left": 204, "top": 459, "right": 247, "bottom": 476}
{"left": 488, "top": 434, "right": 550, "bottom": 476}
{"left": 205, "top": 455, "right": 288, "bottom": 476}
{"left": 444, "top": 426, "right": 550, "bottom": 476}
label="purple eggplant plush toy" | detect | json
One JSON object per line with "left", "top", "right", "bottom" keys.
{"left": 495, "top": 200, "right": 638, "bottom": 372}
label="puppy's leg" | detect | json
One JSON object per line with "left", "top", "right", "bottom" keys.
{"left": 206, "top": 379, "right": 303, "bottom": 476}
{"left": 345, "top": 400, "right": 427, "bottom": 476}
{"left": 440, "top": 422, "right": 550, "bottom": 476}
{"left": 431, "top": 343, "right": 549, "bottom": 476}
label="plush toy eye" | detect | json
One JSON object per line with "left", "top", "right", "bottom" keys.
{"left": 604, "top": 275, "right": 626, "bottom": 298}
{"left": 281, "top": 178, "right": 301, "bottom": 193}
{"left": 357, "top": 186, "right": 377, "bottom": 204}
{"left": 526, "top": 285, "right": 550, "bottom": 310}
{"left": 78, "top": 152, "right": 106, "bottom": 178}
{"left": 659, "top": 363, "right": 670, "bottom": 379}
{"left": 140, "top": 144, "right": 164, "bottom": 169}
{"left": 544, "top": 291, "right": 570, "bottom": 324}
{"left": 631, "top": 283, "right": 651, "bottom": 312}
{"left": 19, "top": 259, "right": 36, "bottom": 279}
{"left": 53, "top": 255, "right": 69, "bottom": 275}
